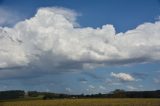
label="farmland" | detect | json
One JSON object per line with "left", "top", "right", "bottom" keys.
{"left": 0, "top": 98, "right": 160, "bottom": 106}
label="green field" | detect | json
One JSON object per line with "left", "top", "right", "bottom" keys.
{"left": 0, "top": 98, "right": 160, "bottom": 106}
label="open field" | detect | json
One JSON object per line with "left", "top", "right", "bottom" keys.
{"left": 0, "top": 98, "right": 160, "bottom": 106}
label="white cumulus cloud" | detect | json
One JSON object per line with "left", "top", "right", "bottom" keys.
{"left": 111, "top": 72, "right": 135, "bottom": 81}
{"left": 0, "top": 7, "right": 160, "bottom": 79}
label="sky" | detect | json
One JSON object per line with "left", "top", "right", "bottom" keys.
{"left": 0, "top": 0, "right": 160, "bottom": 94}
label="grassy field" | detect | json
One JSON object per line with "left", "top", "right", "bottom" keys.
{"left": 0, "top": 98, "right": 160, "bottom": 106}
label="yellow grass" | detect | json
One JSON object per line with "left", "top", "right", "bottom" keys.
{"left": 0, "top": 98, "right": 160, "bottom": 106}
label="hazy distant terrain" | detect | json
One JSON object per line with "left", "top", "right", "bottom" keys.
{"left": 0, "top": 90, "right": 160, "bottom": 106}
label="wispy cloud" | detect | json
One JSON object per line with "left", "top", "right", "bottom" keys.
{"left": 131, "top": 72, "right": 148, "bottom": 80}
{"left": 65, "top": 87, "right": 72, "bottom": 93}
{"left": 105, "top": 78, "right": 122, "bottom": 86}
{"left": 127, "top": 85, "right": 138, "bottom": 91}
{"left": 78, "top": 78, "right": 88, "bottom": 84}
{"left": 0, "top": 7, "right": 22, "bottom": 26}
{"left": 154, "top": 77, "right": 160, "bottom": 84}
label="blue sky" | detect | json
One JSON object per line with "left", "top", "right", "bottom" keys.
{"left": 1, "top": 0, "right": 160, "bottom": 31}
{"left": 0, "top": 0, "right": 160, "bottom": 94}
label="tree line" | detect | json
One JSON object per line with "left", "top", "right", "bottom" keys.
{"left": 0, "top": 90, "right": 25, "bottom": 100}
{"left": 0, "top": 89, "right": 160, "bottom": 100}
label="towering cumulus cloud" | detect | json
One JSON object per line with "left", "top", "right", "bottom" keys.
{"left": 0, "top": 7, "right": 160, "bottom": 78}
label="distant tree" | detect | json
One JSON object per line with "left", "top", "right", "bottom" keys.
{"left": 0, "top": 90, "right": 25, "bottom": 100}
{"left": 43, "top": 93, "right": 54, "bottom": 100}
{"left": 28, "top": 91, "right": 39, "bottom": 97}
{"left": 111, "top": 89, "right": 126, "bottom": 98}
